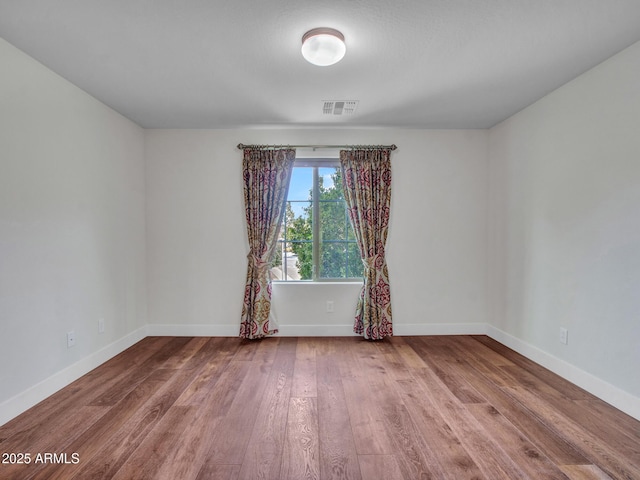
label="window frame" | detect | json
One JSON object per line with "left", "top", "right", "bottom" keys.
{"left": 274, "top": 157, "right": 363, "bottom": 283}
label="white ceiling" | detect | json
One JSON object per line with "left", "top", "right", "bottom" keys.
{"left": 1, "top": 1, "right": 640, "bottom": 129}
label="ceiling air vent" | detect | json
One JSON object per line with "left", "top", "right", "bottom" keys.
{"left": 323, "top": 100, "right": 358, "bottom": 115}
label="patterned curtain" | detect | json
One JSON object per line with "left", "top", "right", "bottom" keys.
{"left": 240, "top": 148, "right": 296, "bottom": 339}
{"left": 340, "top": 149, "right": 393, "bottom": 340}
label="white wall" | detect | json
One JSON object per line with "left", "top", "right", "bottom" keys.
{"left": 488, "top": 41, "right": 640, "bottom": 409}
{"left": 145, "top": 129, "right": 489, "bottom": 336}
{"left": 0, "top": 38, "right": 147, "bottom": 422}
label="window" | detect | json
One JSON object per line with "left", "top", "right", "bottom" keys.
{"left": 271, "top": 159, "right": 363, "bottom": 281}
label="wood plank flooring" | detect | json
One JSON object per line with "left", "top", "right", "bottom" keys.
{"left": 1, "top": 336, "right": 638, "bottom": 479}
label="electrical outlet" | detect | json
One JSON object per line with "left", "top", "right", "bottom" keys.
{"left": 559, "top": 327, "right": 568, "bottom": 345}
{"left": 67, "top": 330, "right": 76, "bottom": 348}
{"left": 98, "top": 318, "right": 105, "bottom": 334}
{"left": 326, "top": 300, "right": 334, "bottom": 313}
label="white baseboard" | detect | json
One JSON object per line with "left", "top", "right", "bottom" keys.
{"left": 486, "top": 325, "right": 640, "bottom": 421}
{"left": 0, "top": 326, "right": 148, "bottom": 427}
{"left": 147, "top": 323, "right": 359, "bottom": 337}
{"left": 394, "top": 322, "right": 488, "bottom": 336}
{"left": 278, "top": 324, "right": 358, "bottom": 336}
{"left": 146, "top": 323, "right": 239, "bottom": 337}
{"left": 146, "top": 322, "right": 488, "bottom": 337}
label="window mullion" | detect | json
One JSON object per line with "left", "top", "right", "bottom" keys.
{"left": 312, "top": 167, "right": 320, "bottom": 281}
{"left": 345, "top": 200, "right": 349, "bottom": 277}
{"left": 283, "top": 203, "right": 288, "bottom": 281}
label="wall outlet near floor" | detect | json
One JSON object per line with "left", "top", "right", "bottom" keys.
{"left": 67, "top": 330, "right": 76, "bottom": 348}
{"left": 559, "top": 327, "right": 568, "bottom": 345}
{"left": 98, "top": 318, "right": 105, "bottom": 334}
{"left": 326, "top": 300, "right": 334, "bottom": 313}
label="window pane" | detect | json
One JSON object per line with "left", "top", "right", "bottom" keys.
{"left": 319, "top": 241, "right": 363, "bottom": 279}
{"left": 288, "top": 240, "right": 313, "bottom": 280}
{"left": 281, "top": 200, "right": 312, "bottom": 280}
{"left": 318, "top": 167, "right": 344, "bottom": 200}
{"left": 319, "top": 242, "right": 347, "bottom": 279}
{"left": 320, "top": 200, "right": 346, "bottom": 241}
{"left": 274, "top": 167, "right": 314, "bottom": 281}
{"left": 319, "top": 167, "right": 346, "bottom": 242}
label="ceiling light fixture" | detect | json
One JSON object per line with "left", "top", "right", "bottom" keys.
{"left": 301, "top": 28, "right": 346, "bottom": 66}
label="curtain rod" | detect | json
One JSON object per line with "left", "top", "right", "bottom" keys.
{"left": 237, "top": 143, "right": 397, "bottom": 151}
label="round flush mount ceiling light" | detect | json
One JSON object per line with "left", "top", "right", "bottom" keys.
{"left": 301, "top": 28, "right": 346, "bottom": 66}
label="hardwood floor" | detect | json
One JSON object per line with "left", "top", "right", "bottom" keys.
{"left": 1, "top": 336, "right": 638, "bottom": 479}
